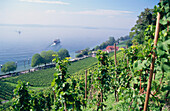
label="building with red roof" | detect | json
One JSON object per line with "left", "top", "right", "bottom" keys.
{"left": 105, "top": 46, "right": 119, "bottom": 53}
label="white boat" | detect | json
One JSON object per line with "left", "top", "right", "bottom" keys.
{"left": 51, "top": 39, "right": 60, "bottom": 46}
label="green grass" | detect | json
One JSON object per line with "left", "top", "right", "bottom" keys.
{"left": 83, "top": 93, "right": 128, "bottom": 111}
{"left": 68, "top": 57, "right": 97, "bottom": 75}
{"left": 83, "top": 92, "right": 169, "bottom": 111}
{"left": 117, "top": 40, "right": 128, "bottom": 48}
{"left": 0, "top": 81, "right": 15, "bottom": 100}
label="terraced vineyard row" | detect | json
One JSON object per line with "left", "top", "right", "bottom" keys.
{"left": 0, "top": 57, "right": 98, "bottom": 101}
{"left": 0, "top": 81, "right": 15, "bottom": 100}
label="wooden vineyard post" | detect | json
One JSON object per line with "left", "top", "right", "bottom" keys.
{"left": 114, "top": 43, "right": 117, "bottom": 66}
{"left": 143, "top": 11, "right": 160, "bottom": 111}
{"left": 64, "top": 102, "right": 68, "bottom": 111}
{"left": 114, "top": 43, "right": 119, "bottom": 102}
{"left": 85, "top": 70, "right": 87, "bottom": 100}
{"left": 153, "top": 73, "right": 156, "bottom": 80}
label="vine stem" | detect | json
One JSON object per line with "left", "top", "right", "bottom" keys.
{"left": 85, "top": 70, "right": 87, "bottom": 100}
{"left": 139, "top": 71, "right": 142, "bottom": 93}
{"left": 60, "top": 68, "right": 67, "bottom": 111}
{"left": 126, "top": 45, "right": 129, "bottom": 65}
{"left": 101, "top": 86, "right": 103, "bottom": 111}
{"left": 143, "top": 12, "right": 160, "bottom": 111}
{"left": 153, "top": 72, "right": 164, "bottom": 95}
{"left": 167, "top": 21, "right": 169, "bottom": 32}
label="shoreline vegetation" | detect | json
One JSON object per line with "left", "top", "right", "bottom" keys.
{"left": 0, "top": 36, "right": 130, "bottom": 78}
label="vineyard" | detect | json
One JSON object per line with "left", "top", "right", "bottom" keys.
{"left": 0, "top": 0, "right": 170, "bottom": 111}
{"left": 0, "top": 57, "right": 98, "bottom": 102}
{"left": 0, "top": 81, "right": 15, "bottom": 100}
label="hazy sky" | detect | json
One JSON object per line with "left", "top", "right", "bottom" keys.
{"left": 0, "top": 0, "right": 159, "bottom": 29}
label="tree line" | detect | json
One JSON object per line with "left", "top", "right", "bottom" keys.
{"left": 92, "top": 35, "right": 131, "bottom": 51}
{"left": 31, "top": 49, "right": 70, "bottom": 67}
{"left": 1, "top": 49, "right": 70, "bottom": 73}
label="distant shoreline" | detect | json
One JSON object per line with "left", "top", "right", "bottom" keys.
{"left": 0, "top": 55, "right": 91, "bottom": 79}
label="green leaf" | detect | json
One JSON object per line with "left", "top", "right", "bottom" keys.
{"left": 162, "top": 64, "right": 170, "bottom": 73}
{"left": 159, "top": 19, "right": 167, "bottom": 25}
{"left": 165, "top": 4, "right": 170, "bottom": 13}
{"left": 161, "top": 58, "right": 168, "bottom": 63}
{"left": 157, "top": 49, "right": 165, "bottom": 56}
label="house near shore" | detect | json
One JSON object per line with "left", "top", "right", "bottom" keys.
{"left": 92, "top": 51, "right": 97, "bottom": 57}
{"left": 103, "top": 46, "right": 119, "bottom": 53}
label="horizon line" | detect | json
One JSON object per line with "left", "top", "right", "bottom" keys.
{"left": 0, "top": 23, "right": 130, "bottom": 30}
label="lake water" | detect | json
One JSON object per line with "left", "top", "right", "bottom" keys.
{"left": 0, "top": 25, "right": 129, "bottom": 75}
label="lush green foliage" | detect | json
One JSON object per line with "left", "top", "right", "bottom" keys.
{"left": 1, "top": 61, "right": 17, "bottom": 73}
{"left": 4, "top": 68, "right": 55, "bottom": 87}
{"left": 117, "top": 35, "right": 130, "bottom": 42}
{"left": 129, "top": 8, "right": 156, "bottom": 44}
{"left": 93, "top": 50, "right": 111, "bottom": 110}
{"left": 114, "top": 1, "right": 169, "bottom": 110}
{"left": 76, "top": 53, "right": 83, "bottom": 58}
{"left": 126, "top": 39, "right": 132, "bottom": 47}
{"left": 40, "top": 50, "right": 57, "bottom": 65}
{"left": 82, "top": 49, "right": 89, "bottom": 56}
{"left": 78, "top": 1, "right": 169, "bottom": 110}
{"left": 31, "top": 53, "right": 44, "bottom": 67}
{"left": 67, "top": 57, "right": 97, "bottom": 74}
{"left": 31, "top": 50, "right": 57, "bottom": 67}
{"left": 12, "top": 81, "right": 31, "bottom": 111}
{"left": 76, "top": 48, "right": 90, "bottom": 57}
{"left": 0, "top": 100, "right": 14, "bottom": 111}
{"left": 57, "top": 48, "right": 70, "bottom": 60}
{"left": 116, "top": 40, "right": 128, "bottom": 48}
{"left": 52, "top": 55, "right": 87, "bottom": 110}
{"left": 93, "top": 37, "right": 116, "bottom": 50}
{"left": 12, "top": 81, "right": 54, "bottom": 111}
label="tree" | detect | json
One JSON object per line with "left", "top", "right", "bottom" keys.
{"left": 76, "top": 53, "right": 83, "bottom": 58}
{"left": 107, "top": 37, "right": 116, "bottom": 45}
{"left": 82, "top": 49, "right": 88, "bottom": 55}
{"left": 57, "top": 49, "right": 70, "bottom": 60}
{"left": 31, "top": 53, "right": 44, "bottom": 67}
{"left": 40, "top": 50, "right": 56, "bottom": 66}
{"left": 1, "top": 61, "right": 17, "bottom": 73}
{"left": 92, "top": 37, "right": 116, "bottom": 51}
{"left": 124, "top": 35, "right": 130, "bottom": 40}
{"left": 94, "top": 45, "right": 100, "bottom": 51}
{"left": 129, "top": 8, "right": 156, "bottom": 44}
{"left": 120, "top": 36, "right": 124, "bottom": 41}
{"left": 126, "top": 40, "right": 132, "bottom": 47}
{"left": 88, "top": 51, "right": 92, "bottom": 55}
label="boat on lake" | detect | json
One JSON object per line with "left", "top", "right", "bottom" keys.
{"left": 51, "top": 39, "right": 60, "bottom": 46}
